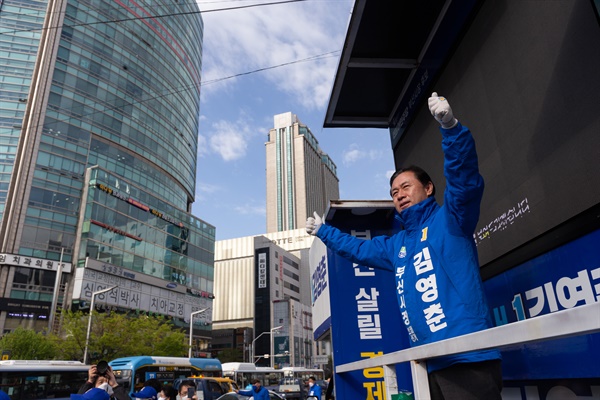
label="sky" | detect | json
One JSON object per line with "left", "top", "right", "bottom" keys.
{"left": 191, "top": 0, "right": 396, "bottom": 241}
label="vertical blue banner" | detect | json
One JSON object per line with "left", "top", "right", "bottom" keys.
{"left": 320, "top": 202, "right": 413, "bottom": 399}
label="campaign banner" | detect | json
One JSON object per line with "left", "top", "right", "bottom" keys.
{"left": 484, "top": 228, "right": 600, "bottom": 398}
{"left": 314, "top": 202, "right": 413, "bottom": 399}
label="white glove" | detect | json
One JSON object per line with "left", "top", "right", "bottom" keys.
{"left": 306, "top": 211, "right": 323, "bottom": 236}
{"left": 428, "top": 92, "right": 458, "bottom": 129}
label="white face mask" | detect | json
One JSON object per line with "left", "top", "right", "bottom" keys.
{"left": 158, "top": 397, "right": 167, "bottom": 400}
{"left": 97, "top": 383, "right": 114, "bottom": 395}
{"left": 309, "top": 382, "right": 314, "bottom": 387}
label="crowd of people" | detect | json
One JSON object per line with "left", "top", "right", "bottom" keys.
{"left": 63, "top": 364, "right": 333, "bottom": 400}
{"left": 69, "top": 364, "right": 189, "bottom": 400}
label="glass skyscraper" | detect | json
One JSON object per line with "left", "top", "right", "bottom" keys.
{"left": 0, "top": 0, "right": 214, "bottom": 348}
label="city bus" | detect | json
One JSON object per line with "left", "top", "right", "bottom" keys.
{"left": 109, "top": 356, "right": 222, "bottom": 394}
{"left": 281, "top": 367, "right": 324, "bottom": 381}
{"left": 221, "top": 362, "right": 283, "bottom": 390}
{"left": 0, "top": 360, "right": 89, "bottom": 400}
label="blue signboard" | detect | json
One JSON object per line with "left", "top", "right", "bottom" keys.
{"left": 483, "top": 228, "right": 600, "bottom": 398}
{"left": 320, "top": 204, "right": 413, "bottom": 399}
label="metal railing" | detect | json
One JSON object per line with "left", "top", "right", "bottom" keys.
{"left": 335, "top": 302, "right": 600, "bottom": 399}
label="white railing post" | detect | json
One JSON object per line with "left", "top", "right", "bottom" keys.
{"left": 410, "top": 360, "right": 429, "bottom": 399}
{"left": 383, "top": 364, "right": 398, "bottom": 400}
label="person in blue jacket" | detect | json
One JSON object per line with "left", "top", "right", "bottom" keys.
{"left": 306, "top": 93, "right": 502, "bottom": 400}
{"left": 307, "top": 376, "right": 322, "bottom": 399}
{"left": 235, "top": 379, "right": 269, "bottom": 400}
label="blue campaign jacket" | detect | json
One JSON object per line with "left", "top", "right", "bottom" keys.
{"left": 316, "top": 122, "right": 500, "bottom": 372}
{"left": 238, "top": 386, "right": 270, "bottom": 400}
{"left": 308, "top": 383, "right": 322, "bottom": 399}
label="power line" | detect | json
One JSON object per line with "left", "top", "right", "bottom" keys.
{"left": 2, "top": 0, "right": 341, "bottom": 139}
{"left": 16, "top": 49, "right": 340, "bottom": 142}
{"left": 202, "top": 50, "right": 339, "bottom": 85}
{"left": 0, "top": 0, "right": 309, "bottom": 36}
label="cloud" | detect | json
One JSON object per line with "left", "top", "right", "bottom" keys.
{"left": 197, "top": 134, "right": 209, "bottom": 157}
{"left": 197, "top": 181, "right": 220, "bottom": 194}
{"left": 197, "top": 0, "right": 353, "bottom": 110}
{"left": 342, "top": 144, "right": 386, "bottom": 166}
{"left": 343, "top": 147, "right": 365, "bottom": 165}
{"left": 194, "top": 180, "right": 221, "bottom": 201}
{"left": 207, "top": 120, "right": 249, "bottom": 161}
{"left": 234, "top": 203, "right": 266, "bottom": 216}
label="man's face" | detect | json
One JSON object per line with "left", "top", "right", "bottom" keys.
{"left": 179, "top": 386, "right": 190, "bottom": 399}
{"left": 390, "top": 171, "right": 433, "bottom": 213}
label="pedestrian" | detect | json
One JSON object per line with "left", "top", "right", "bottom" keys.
{"left": 307, "top": 376, "right": 322, "bottom": 400}
{"left": 131, "top": 386, "right": 158, "bottom": 400}
{"left": 306, "top": 93, "right": 502, "bottom": 400}
{"left": 77, "top": 364, "right": 130, "bottom": 400}
{"left": 141, "top": 379, "right": 163, "bottom": 395}
{"left": 235, "top": 379, "right": 269, "bottom": 400}
{"left": 158, "top": 385, "right": 178, "bottom": 400}
{"left": 176, "top": 380, "right": 197, "bottom": 400}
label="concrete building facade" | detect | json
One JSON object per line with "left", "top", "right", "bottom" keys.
{"left": 266, "top": 112, "right": 339, "bottom": 233}
{"left": 212, "top": 229, "right": 315, "bottom": 366}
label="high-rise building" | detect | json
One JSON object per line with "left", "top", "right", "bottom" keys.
{"left": 266, "top": 112, "right": 339, "bottom": 233}
{"left": 0, "top": 0, "right": 214, "bottom": 346}
{"left": 212, "top": 229, "right": 316, "bottom": 365}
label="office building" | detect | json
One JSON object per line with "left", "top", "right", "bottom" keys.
{"left": 212, "top": 229, "right": 315, "bottom": 365}
{"left": 0, "top": 0, "right": 214, "bottom": 346}
{"left": 266, "top": 112, "right": 339, "bottom": 233}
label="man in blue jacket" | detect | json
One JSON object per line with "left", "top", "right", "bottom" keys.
{"left": 306, "top": 93, "right": 501, "bottom": 400}
{"left": 307, "top": 376, "right": 322, "bottom": 399}
{"left": 236, "top": 379, "right": 269, "bottom": 400}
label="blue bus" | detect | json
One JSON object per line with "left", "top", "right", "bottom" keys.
{"left": 109, "top": 356, "right": 222, "bottom": 394}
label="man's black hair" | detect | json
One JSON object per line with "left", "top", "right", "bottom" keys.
{"left": 389, "top": 165, "right": 436, "bottom": 197}
{"left": 178, "top": 380, "right": 197, "bottom": 389}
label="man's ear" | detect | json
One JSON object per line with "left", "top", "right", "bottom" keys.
{"left": 426, "top": 182, "right": 434, "bottom": 196}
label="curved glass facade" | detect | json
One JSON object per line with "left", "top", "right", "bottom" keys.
{"left": 0, "top": 0, "right": 47, "bottom": 221}
{"left": 0, "top": 0, "right": 212, "bottom": 333}
{"left": 80, "top": 167, "right": 215, "bottom": 293}
{"left": 20, "top": 0, "right": 203, "bottom": 262}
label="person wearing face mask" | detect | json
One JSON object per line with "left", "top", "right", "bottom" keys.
{"left": 158, "top": 385, "right": 178, "bottom": 400}
{"left": 77, "top": 365, "right": 129, "bottom": 400}
{"left": 307, "top": 377, "right": 322, "bottom": 400}
{"left": 235, "top": 379, "right": 269, "bottom": 400}
{"left": 176, "top": 380, "right": 198, "bottom": 400}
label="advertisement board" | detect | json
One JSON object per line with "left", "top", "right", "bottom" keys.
{"left": 72, "top": 263, "right": 211, "bottom": 319}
